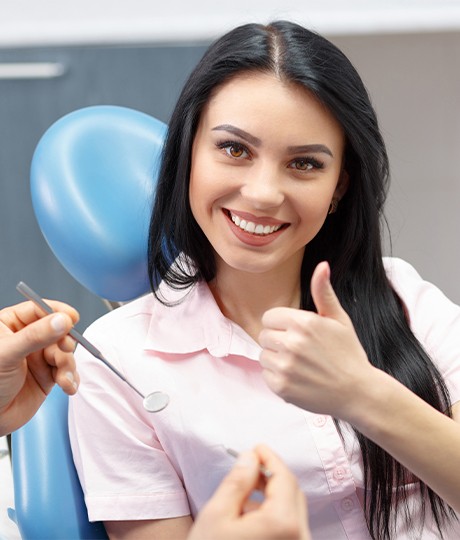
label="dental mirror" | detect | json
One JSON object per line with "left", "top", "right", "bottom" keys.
{"left": 16, "top": 281, "right": 170, "bottom": 413}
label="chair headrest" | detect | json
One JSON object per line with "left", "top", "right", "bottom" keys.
{"left": 31, "top": 106, "right": 167, "bottom": 302}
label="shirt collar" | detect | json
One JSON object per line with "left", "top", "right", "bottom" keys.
{"left": 144, "top": 281, "right": 261, "bottom": 361}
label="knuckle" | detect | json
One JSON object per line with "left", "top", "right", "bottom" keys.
{"left": 279, "top": 356, "right": 296, "bottom": 378}
{"left": 59, "top": 335, "right": 76, "bottom": 353}
{"left": 284, "top": 331, "right": 305, "bottom": 356}
{"left": 0, "top": 307, "right": 9, "bottom": 319}
{"left": 43, "top": 343, "right": 58, "bottom": 364}
{"left": 23, "top": 322, "right": 45, "bottom": 347}
{"left": 270, "top": 372, "right": 290, "bottom": 396}
{"left": 258, "top": 328, "right": 269, "bottom": 346}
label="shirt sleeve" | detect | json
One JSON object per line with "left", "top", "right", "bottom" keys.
{"left": 384, "top": 257, "right": 460, "bottom": 404}
{"left": 68, "top": 321, "right": 190, "bottom": 522}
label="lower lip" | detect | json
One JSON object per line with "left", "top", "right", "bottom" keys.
{"left": 225, "top": 213, "right": 287, "bottom": 247}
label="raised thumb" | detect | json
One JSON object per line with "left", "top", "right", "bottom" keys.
{"left": 310, "top": 261, "right": 348, "bottom": 322}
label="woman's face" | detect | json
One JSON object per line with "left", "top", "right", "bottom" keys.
{"left": 189, "top": 72, "right": 348, "bottom": 277}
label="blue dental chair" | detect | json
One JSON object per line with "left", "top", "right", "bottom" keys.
{"left": 9, "top": 106, "right": 167, "bottom": 539}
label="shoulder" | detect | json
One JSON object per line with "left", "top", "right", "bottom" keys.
{"left": 382, "top": 257, "right": 458, "bottom": 313}
{"left": 383, "top": 257, "right": 460, "bottom": 382}
{"left": 81, "top": 293, "right": 165, "bottom": 352}
{"left": 84, "top": 293, "right": 156, "bottom": 331}
{"left": 382, "top": 256, "right": 458, "bottom": 317}
{"left": 82, "top": 282, "right": 205, "bottom": 342}
{"left": 382, "top": 256, "right": 423, "bottom": 285}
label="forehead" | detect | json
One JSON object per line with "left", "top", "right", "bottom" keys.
{"left": 197, "top": 72, "right": 344, "bottom": 146}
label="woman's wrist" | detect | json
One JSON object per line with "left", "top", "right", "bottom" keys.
{"left": 339, "top": 366, "right": 402, "bottom": 436}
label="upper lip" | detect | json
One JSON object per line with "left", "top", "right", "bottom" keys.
{"left": 225, "top": 208, "right": 287, "bottom": 226}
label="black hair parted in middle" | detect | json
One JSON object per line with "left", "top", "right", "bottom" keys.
{"left": 149, "top": 21, "right": 388, "bottom": 292}
{"left": 147, "top": 20, "right": 455, "bottom": 539}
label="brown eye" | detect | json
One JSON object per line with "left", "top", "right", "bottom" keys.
{"left": 288, "top": 157, "right": 324, "bottom": 172}
{"left": 228, "top": 144, "right": 245, "bottom": 158}
{"left": 216, "top": 141, "right": 250, "bottom": 160}
{"left": 294, "top": 159, "right": 312, "bottom": 171}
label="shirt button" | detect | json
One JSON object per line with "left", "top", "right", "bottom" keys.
{"left": 313, "top": 415, "right": 327, "bottom": 427}
{"left": 341, "top": 497, "right": 355, "bottom": 512}
{"left": 333, "top": 467, "right": 347, "bottom": 481}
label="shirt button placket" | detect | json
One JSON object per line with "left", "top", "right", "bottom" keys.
{"left": 333, "top": 466, "right": 347, "bottom": 482}
{"left": 312, "top": 415, "right": 327, "bottom": 428}
{"left": 340, "top": 497, "right": 355, "bottom": 512}
{"left": 307, "top": 412, "right": 369, "bottom": 537}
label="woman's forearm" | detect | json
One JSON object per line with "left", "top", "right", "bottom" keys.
{"left": 345, "top": 368, "right": 460, "bottom": 512}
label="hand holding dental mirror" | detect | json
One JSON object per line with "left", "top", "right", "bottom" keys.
{"left": 16, "top": 282, "right": 169, "bottom": 413}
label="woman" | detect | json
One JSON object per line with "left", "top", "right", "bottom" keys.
{"left": 69, "top": 21, "right": 460, "bottom": 539}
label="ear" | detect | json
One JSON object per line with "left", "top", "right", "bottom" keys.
{"left": 333, "top": 168, "right": 349, "bottom": 201}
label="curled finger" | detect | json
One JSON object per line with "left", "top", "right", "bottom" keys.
{"left": 53, "top": 347, "right": 79, "bottom": 394}
{"left": 259, "top": 328, "right": 285, "bottom": 352}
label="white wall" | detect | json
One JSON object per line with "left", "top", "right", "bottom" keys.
{"left": 333, "top": 32, "right": 460, "bottom": 303}
{"left": 2, "top": 0, "right": 460, "bottom": 46}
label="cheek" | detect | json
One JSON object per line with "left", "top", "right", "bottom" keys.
{"left": 189, "top": 156, "right": 210, "bottom": 215}
{"left": 291, "top": 187, "right": 334, "bottom": 222}
{"left": 190, "top": 158, "right": 238, "bottom": 214}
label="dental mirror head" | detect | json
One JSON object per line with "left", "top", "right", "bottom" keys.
{"left": 143, "top": 391, "right": 170, "bottom": 413}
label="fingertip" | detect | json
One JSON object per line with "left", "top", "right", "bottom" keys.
{"left": 50, "top": 313, "right": 72, "bottom": 335}
{"left": 46, "top": 300, "right": 80, "bottom": 325}
{"left": 58, "top": 334, "right": 77, "bottom": 353}
{"left": 312, "top": 261, "right": 330, "bottom": 285}
{"left": 253, "top": 444, "right": 280, "bottom": 466}
{"left": 69, "top": 307, "right": 80, "bottom": 325}
{"left": 321, "top": 260, "right": 331, "bottom": 281}
{"left": 60, "top": 370, "right": 79, "bottom": 394}
{"left": 254, "top": 442, "right": 272, "bottom": 454}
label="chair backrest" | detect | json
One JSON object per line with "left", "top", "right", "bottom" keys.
{"left": 10, "top": 106, "right": 167, "bottom": 539}
{"left": 10, "top": 388, "right": 108, "bottom": 540}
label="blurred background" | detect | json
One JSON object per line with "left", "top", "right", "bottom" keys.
{"left": 1, "top": 2, "right": 460, "bottom": 537}
{"left": 1, "top": 0, "right": 460, "bottom": 332}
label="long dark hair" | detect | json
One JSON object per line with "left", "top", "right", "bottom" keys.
{"left": 148, "top": 21, "right": 454, "bottom": 538}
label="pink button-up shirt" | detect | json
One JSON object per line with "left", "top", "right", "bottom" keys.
{"left": 68, "top": 258, "right": 460, "bottom": 539}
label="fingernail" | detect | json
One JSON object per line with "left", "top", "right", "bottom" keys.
{"left": 50, "top": 313, "right": 67, "bottom": 333}
{"left": 65, "top": 371, "right": 78, "bottom": 390}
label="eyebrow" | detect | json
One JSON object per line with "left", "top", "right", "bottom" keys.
{"left": 211, "top": 124, "right": 334, "bottom": 157}
{"left": 287, "top": 144, "right": 333, "bottom": 157}
{"left": 212, "top": 124, "right": 261, "bottom": 146}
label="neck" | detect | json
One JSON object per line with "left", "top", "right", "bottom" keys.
{"left": 210, "top": 259, "right": 302, "bottom": 342}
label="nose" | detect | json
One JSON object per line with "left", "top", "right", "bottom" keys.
{"left": 240, "top": 163, "right": 285, "bottom": 209}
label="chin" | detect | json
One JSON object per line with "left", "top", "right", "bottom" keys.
{"left": 218, "top": 255, "right": 279, "bottom": 275}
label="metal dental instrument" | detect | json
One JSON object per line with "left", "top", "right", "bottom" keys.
{"left": 16, "top": 281, "right": 170, "bottom": 413}
{"left": 225, "top": 447, "right": 272, "bottom": 479}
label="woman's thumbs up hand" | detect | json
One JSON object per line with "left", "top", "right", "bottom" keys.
{"left": 259, "top": 261, "right": 374, "bottom": 419}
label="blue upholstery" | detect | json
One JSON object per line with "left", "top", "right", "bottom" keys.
{"left": 10, "top": 388, "right": 107, "bottom": 540}
{"left": 31, "top": 105, "right": 167, "bottom": 302}
{"left": 10, "top": 106, "right": 167, "bottom": 538}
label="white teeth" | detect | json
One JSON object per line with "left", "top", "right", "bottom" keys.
{"left": 229, "top": 212, "right": 283, "bottom": 236}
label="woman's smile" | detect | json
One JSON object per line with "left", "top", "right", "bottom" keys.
{"left": 189, "top": 71, "right": 348, "bottom": 276}
{"left": 223, "top": 208, "right": 289, "bottom": 246}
